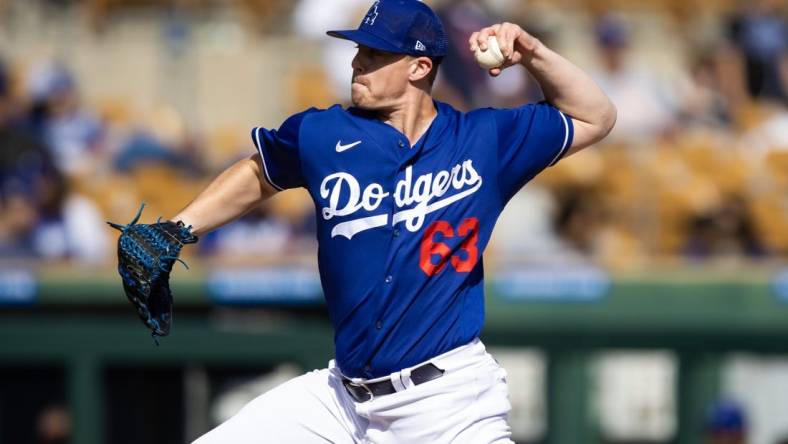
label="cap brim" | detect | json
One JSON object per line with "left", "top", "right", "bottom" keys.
{"left": 326, "top": 29, "right": 404, "bottom": 54}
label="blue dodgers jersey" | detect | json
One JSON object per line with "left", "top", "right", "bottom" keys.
{"left": 252, "top": 100, "right": 573, "bottom": 378}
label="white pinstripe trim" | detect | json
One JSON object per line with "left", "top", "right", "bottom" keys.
{"left": 549, "top": 111, "right": 571, "bottom": 166}
{"left": 253, "top": 127, "right": 285, "bottom": 191}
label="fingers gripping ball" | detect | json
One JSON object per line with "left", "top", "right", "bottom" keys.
{"left": 108, "top": 203, "right": 198, "bottom": 344}
{"left": 475, "top": 36, "right": 505, "bottom": 69}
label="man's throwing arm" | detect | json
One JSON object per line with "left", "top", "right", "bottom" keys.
{"left": 469, "top": 23, "right": 617, "bottom": 155}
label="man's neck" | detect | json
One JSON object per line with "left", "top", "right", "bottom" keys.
{"left": 378, "top": 92, "right": 437, "bottom": 146}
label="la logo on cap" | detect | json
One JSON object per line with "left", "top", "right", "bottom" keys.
{"left": 364, "top": 1, "right": 380, "bottom": 26}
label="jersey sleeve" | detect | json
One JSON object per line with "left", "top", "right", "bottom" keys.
{"left": 251, "top": 108, "right": 316, "bottom": 190}
{"left": 491, "top": 102, "right": 573, "bottom": 202}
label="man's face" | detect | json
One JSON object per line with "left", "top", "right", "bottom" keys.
{"left": 350, "top": 45, "right": 411, "bottom": 110}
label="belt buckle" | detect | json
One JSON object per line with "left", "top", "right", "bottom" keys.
{"left": 346, "top": 380, "right": 374, "bottom": 402}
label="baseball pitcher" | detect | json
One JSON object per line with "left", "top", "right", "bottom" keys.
{"left": 110, "top": 0, "right": 615, "bottom": 442}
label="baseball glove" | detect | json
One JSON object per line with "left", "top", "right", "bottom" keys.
{"left": 108, "top": 203, "right": 198, "bottom": 343}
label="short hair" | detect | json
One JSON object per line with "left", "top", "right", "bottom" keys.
{"left": 427, "top": 57, "right": 442, "bottom": 87}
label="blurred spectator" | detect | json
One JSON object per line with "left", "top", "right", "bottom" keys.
{"left": 591, "top": 13, "right": 678, "bottom": 141}
{"left": 26, "top": 60, "right": 104, "bottom": 177}
{"left": 554, "top": 187, "right": 607, "bottom": 257}
{"left": 683, "top": 196, "right": 766, "bottom": 260}
{"left": 705, "top": 400, "right": 747, "bottom": 444}
{"left": 725, "top": 0, "right": 788, "bottom": 104}
{"left": 0, "top": 59, "right": 108, "bottom": 262}
{"left": 30, "top": 166, "right": 109, "bottom": 263}
{"left": 35, "top": 404, "right": 71, "bottom": 444}
{"left": 113, "top": 105, "right": 204, "bottom": 176}
{"left": 199, "top": 203, "right": 296, "bottom": 258}
{"left": 113, "top": 131, "right": 187, "bottom": 172}
{"left": 679, "top": 51, "right": 733, "bottom": 129}
{"left": 490, "top": 186, "right": 582, "bottom": 262}
{"left": 0, "top": 59, "right": 55, "bottom": 257}
{"left": 545, "top": 184, "right": 646, "bottom": 267}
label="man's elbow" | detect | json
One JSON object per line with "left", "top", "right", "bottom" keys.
{"left": 596, "top": 99, "right": 617, "bottom": 140}
{"left": 585, "top": 100, "right": 617, "bottom": 146}
{"left": 565, "top": 99, "right": 617, "bottom": 152}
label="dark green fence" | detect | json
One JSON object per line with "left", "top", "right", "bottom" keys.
{"left": 1, "top": 266, "right": 787, "bottom": 444}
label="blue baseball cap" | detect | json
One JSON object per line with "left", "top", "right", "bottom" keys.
{"left": 327, "top": 0, "right": 448, "bottom": 58}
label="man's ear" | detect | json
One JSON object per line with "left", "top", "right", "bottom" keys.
{"left": 410, "top": 56, "right": 434, "bottom": 82}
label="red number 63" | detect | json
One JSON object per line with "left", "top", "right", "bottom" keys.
{"left": 419, "top": 217, "right": 480, "bottom": 276}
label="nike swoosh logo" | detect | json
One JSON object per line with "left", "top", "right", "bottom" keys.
{"left": 335, "top": 140, "right": 362, "bottom": 152}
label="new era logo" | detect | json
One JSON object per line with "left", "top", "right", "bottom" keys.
{"left": 415, "top": 40, "right": 426, "bottom": 51}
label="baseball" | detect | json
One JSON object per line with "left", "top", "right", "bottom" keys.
{"left": 474, "top": 36, "right": 505, "bottom": 69}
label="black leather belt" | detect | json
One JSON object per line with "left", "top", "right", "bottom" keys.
{"left": 342, "top": 363, "right": 445, "bottom": 403}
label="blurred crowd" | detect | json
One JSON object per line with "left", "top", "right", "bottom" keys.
{"left": 0, "top": 0, "right": 786, "bottom": 268}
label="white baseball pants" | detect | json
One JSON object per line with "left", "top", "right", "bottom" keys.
{"left": 192, "top": 338, "right": 514, "bottom": 443}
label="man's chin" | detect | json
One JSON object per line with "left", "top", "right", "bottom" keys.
{"left": 350, "top": 96, "right": 376, "bottom": 110}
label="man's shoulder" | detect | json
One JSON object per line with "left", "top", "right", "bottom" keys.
{"left": 462, "top": 102, "right": 552, "bottom": 126}
{"left": 288, "top": 104, "right": 357, "bottom": 127}
{"left": 443, "top": 102, "right": 501, "bottom": 129}
{"left": 445, "top": 100, "right": 525, "bottom": 123}
{"left": 287, "top": 104, "right": 337, "bottom": 121}
{"left": 272, "top": 105, "right": 342, "bottom": 136}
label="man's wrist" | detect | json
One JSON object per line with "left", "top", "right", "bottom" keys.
{"left": 171, "top": 212, "right": 201, "bottom": 236}
{"left": 519, "top": 37, "right": 546, "bottom": 71}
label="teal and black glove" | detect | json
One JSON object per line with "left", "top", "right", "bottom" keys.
{"left": 108, "top": 204, "right": 198, "bottom": 343}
